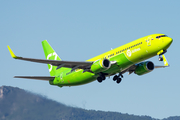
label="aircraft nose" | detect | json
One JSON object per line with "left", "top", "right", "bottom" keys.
{"left": 164, "top": 37, "right": 173, "bottom": 49}
{"left": 167, "top": 37, "right": 173, "bottom": 45}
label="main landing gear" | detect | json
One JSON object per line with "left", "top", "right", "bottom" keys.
{"left": 97, "top": 73, "right": 106, "bottom": 83}
{"left": 97, "top": 72, "right": 123, "bottom": 84}
{"left": 113, "top": 73, "right": 123, "bottom": 84}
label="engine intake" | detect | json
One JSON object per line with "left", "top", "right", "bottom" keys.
{"left": 135, "top": 61, "right": 154, "bottom": 75}
{"left": 91, "top": 59, "right": 111, "bottom": 73}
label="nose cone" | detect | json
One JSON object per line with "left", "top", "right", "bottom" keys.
{"left": 165, "top": 37, "right": 173, "bottom": 49}
{"left": 167, "top": 37, "right": 173, "bottom": 46}
{"left": 168, "top": 37, "right": 173, "bottom": 44}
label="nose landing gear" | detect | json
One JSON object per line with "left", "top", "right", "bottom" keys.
{"left": 158, "top": 56, "right": 163, "bottom": 61}
{"left": 158, "top": 50, "right": 167, "bottom": 61}
{"left": 157, "top": 50, "right": 169, "bottom": 67}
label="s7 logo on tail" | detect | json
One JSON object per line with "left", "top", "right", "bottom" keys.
{"left": 47, "top": 52, "right": 58, "bottom": 72}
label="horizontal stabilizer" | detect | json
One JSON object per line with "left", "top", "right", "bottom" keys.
{"left": 14, "top": 76, "right": 55, "bottom": 81}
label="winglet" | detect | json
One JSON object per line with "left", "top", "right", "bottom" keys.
{"left": 162, "top": 55, "right": 169, "bottom": 66}
{"left": 7, "top": 45, "right": 18, "bottom": 59}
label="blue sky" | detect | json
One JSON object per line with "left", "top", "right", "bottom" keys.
{"left": 1, "top": 0, "right": 180, "bottom": 119}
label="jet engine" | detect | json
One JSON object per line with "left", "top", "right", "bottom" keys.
{"left": 134, "top": 61, "right": 154, "bottom": 75}
{"left": 91, "top": 59, "right": 111, "bottom": 73}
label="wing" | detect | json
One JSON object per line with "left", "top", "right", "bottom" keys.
{"left": 14, "top": 76, "right": 55, "bottom": 81}
{"left": 7, "top": 46, "right": 93, "bottom": 70}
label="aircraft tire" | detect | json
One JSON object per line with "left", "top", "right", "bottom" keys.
{"left": 113, "top": 75, "right": 118, "bottom": 81}
{"left": 116, "top": 78, "right": 122, "bottom": 84}
{"left": 97, "top": 77, "right": 103, "bottom": 83}
{"left": 159, "top": 57, "right": 163, "bottom": 61}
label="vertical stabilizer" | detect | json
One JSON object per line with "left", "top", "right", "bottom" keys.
{"left": 42, "top": 40, "right": 61, "bottom": 76}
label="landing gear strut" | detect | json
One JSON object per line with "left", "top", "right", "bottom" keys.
{"left": 158, "top": 50, "right": 167, "bottom": 61}
{"left": 113, "top": 73, "right": 123, "bottom": 84}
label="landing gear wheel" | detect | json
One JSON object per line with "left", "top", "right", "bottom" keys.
{"left": 159, "top": 57, "right": 163, "bottom": 61}
{"left": 102, "top": 75, "right": 106, "bottom": 80}
{"left": 98, "top": 72, "right": 106, "bottom": 81}
{"left": 97, "top": 77, "right": 103, "bottom": 83}
{"left": 113, "top": 75, "right": 118, "bottom": 81}
{"left": 116, "top": 78, "right": 122, "bottom": 84}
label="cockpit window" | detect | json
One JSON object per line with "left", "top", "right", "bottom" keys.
{"left": 156, "top": 35, "right": 167, "bottom": 39}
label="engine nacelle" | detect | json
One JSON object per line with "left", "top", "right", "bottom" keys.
{"left": 91, "top": 59, "right": 111, "bottom": 73}
{"left": 134, "top": 61, "right": 154, "bottom": 75}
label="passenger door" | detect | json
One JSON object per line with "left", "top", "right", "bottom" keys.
{"left": 146, "top": 37, "right": 151, "bottom": 47}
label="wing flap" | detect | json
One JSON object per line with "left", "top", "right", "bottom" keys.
{"left": 14, "top": 76, "right": 55, "bottom": 81}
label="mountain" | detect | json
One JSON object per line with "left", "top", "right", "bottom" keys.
{"left": 0, "top": 86, "right": 179, "bottom": 120}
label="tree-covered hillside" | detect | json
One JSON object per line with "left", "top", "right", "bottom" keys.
{"left": 0, "top": 86, "right": 179, "bottom": 120}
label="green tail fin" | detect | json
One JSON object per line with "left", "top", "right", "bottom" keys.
{"left": 42, "top": 40, "right": 61, "bottom": 76}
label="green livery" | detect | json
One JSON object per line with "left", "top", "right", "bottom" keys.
{"left": 7, "top": 34, "right": 173, "bottom": 87}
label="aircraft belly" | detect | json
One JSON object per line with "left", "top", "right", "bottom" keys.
{"left": 55, "top": 70, "right": 96, "bottom": 86}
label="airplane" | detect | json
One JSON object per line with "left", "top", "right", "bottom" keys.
{"left": 7, "top": 34, "right": 173, "bottom": 88}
